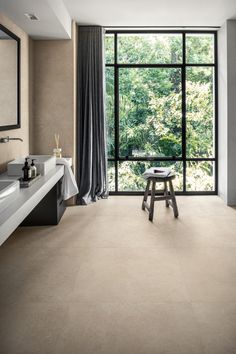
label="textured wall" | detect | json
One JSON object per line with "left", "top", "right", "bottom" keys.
{"left": 31, "top": 22, "right": 77, "bottom": 166}
{"left": 0, "top": 12, "right": 30, "bottom": 173}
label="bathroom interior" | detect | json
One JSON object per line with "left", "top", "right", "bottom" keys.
{"left": 0, "top": 0, "right": 236, "bottom": 353}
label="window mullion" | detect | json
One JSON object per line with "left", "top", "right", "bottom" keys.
{"left": 182, "top": 32, "right": 187, "bottom": 193}
{"left": 114, "top": 33, "right": 119, "bottom": 192}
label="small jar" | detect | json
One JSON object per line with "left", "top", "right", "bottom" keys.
{"left": 53, "top": 148, "right": 62, "bottom": 158}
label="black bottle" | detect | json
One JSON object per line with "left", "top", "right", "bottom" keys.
{"left": 22, "top": 157, "right": 31, "bottom": 181}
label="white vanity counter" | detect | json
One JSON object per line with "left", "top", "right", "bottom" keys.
{"left": 0, "top": 165, "right": 64, "bottom": 246}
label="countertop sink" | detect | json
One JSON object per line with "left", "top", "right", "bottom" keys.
{"left": 0, "top": 180, "right": 20, "bottom": 213}
{"left": 7, "top": 155, "right": 56, "bottom": 176}
{"left": 0, "top": 180, "right": 19, "bottom": 199}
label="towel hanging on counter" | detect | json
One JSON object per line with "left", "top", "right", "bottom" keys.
{"left": 56, "top": 158, "right": 78, "bottom": 200}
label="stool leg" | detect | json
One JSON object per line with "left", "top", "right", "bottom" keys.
{"left": 164, "top": 180, "right": 169, "bottom": 208}
{"left": 142, "top": 179, "right": 150, "bottom": 210}
{"left": 149, "top": 180, "right": 156, "bottom": 222}
{"left": 169, "top": 180, "right": 179, "bottom": 218}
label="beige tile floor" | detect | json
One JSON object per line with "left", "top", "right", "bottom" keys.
{"left": 0, "top": 196, "right": 236, "bottom": 354}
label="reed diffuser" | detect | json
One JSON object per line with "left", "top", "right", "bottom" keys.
{"left": 53, "top": 133, "right": 62, "bottom": 158}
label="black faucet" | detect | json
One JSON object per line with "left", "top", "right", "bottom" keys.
{"left": 0, "top": 136, "right": 23, "bottom": 143}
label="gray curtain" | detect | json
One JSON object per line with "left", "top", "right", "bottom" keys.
{"left": 76, "top": 26, "right": 108, "bottom": 205}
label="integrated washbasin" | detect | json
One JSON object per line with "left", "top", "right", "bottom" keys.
{"left": 0, "top": 180, "right": 20, "bottom": 212}
{"left": 7, "top": 155, "right": 56, "bottom": 176}
{"left": 0, "top": 180, "right": 19, "bottom": 198}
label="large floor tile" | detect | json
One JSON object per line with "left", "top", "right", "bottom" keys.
{"left": 58, "top": 302, "right": 205, "bottom": 354}
{"left": 72, "top": 247, "right": 189, "bottom": 303}
{"left": 0, "top": 254, "right": 81, "bottom": 304}
{"left": 0, "top": 303, "right": 68, "bottom": 354}
{"left": 192, "top": 302, "right": 236, "bottom": 354}
{"left": 177, "top": 247, "right": 236, "bottom": 302}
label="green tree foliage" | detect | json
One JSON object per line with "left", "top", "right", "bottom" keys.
{"left": 117, "top": 34, "right": 182, "bottom": 64}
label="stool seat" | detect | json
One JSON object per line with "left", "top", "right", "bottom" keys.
{"left": 142, "top": 173, "right": 179, "bottom": 221}
{"left": 146, "top": 173, "right": 175, "bottom": 183}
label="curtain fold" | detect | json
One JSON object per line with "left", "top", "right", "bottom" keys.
{"left": 76, "top": 26, "right": 108, "bottom": 205}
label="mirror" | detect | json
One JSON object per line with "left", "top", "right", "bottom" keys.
{"left": 0, "top": 24, "right": 20, "bottom": 131}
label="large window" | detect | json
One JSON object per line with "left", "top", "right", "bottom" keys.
{"left": 105, "top": 31, "right": 217, "bottom": 194}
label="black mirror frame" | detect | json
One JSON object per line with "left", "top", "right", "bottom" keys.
{"left": 0, "top": 23, "right": 20, "bottom": 131}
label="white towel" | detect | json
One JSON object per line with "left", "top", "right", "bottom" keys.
{"left": 143, "top": 167, "right": 172, "bottom": 179}
{"left": 56, "top": 158, "right": 78, "bottom": 200}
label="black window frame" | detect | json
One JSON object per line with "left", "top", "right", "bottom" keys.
{"left": 105, "top": 30, "right": 218, "bottom": 195}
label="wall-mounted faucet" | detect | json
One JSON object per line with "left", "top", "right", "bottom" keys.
{"left": 0, "top": 136, "right": 23, "bottom": 143}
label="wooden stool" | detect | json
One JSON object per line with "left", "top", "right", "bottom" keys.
{"left": 142, "top": 174, "right": 179, "bottom": 221}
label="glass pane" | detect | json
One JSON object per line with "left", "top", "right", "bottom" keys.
{"left": 108, "top": 161, "right": 115, "bottom": 191}
{"left": 105, "top": 67, "right": 115, "bottom": 158}
{"left": 119, "top": 68, "right": 182, "bottom": 158}
{"left": 118, "top": 33, "right": 182, "bottom": 64}
{"left": 118, "top": 161, "right": 183, "bottom": 191}
{"left": 186, "top": 161, "right": 215, "bottom": 191}
{"left": 186, "top": 67, "right": 214, "bottom": 158}
{"left": 186, "top": 34, "right": 214, "bottom": 64}
{"left": 105, "top": 34, "right": 114, "bottom": 64}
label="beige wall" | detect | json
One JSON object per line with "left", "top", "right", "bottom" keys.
{"left": 0, "top": 13, "right": 30, "bottom": 173}
{"left": 31, "top": 22, "right": 77, "bottom": 167}
{"left": 0, "top": 14, "right": 77, "bottom": 175}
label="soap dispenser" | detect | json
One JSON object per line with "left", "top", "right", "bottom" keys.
{"left": 22, "top": 157, "right": 31, "bottom": 181}
{"left": 30, "top": 159, "right": 37, "bottom": 178}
